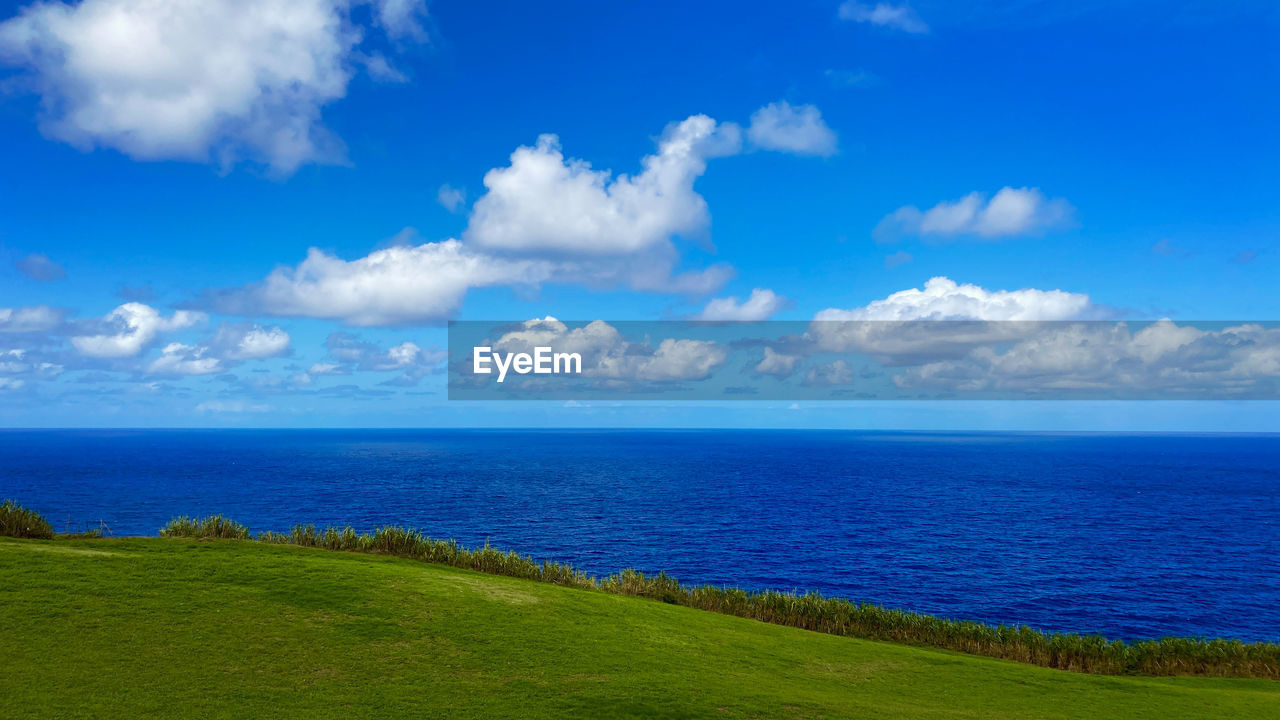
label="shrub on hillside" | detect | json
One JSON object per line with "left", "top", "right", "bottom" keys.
{"left": 159, "top": 515, "right": 250, "bottom": 540}
{"left": 0, "top": 500, "right": 54, "bottom": 539}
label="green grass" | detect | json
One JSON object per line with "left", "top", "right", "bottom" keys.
{"left": 158, "top": 515, "right": 1280, "bottom": 679}
{"left": 1, "top": 536, "right": 1277, "bottom": 719}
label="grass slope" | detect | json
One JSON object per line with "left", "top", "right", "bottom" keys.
{"left": 2, "top": 537, "right": 1277, "bottom": 720}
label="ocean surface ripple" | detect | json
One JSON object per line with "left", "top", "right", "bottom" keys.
{"left": 3, "top": 429, "right": 1277, "bottom": 642}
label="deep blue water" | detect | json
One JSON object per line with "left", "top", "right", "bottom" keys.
{"left": 2, "top": 429, "right": 1277, "bottom": 642}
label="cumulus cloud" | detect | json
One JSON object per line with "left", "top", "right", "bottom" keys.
{"left": 204, "top": 113, "right": 764, "bottom": 325}
{"left": 746, "top": 102, "right": 837, "bottom": 157}
{"left": 488, "top": 318, "right": 728, "bottom": 384}
{"left": 0, "top": 305, "right": 64, "bottom": 333}
{"left": 466, "top": 115, "right": 740, "bottom": 255}
{"left": 893, "top": 321, "right": 1280, "bottom": 397}
{"left": 308, "top": 362, "right": 349, "bottom": 376}
{"left": 754, "top": 346, "right": 801, "bottom": 378}
{"left": 808, "top": 277, "right": 1104, "bottom": 363}
{"left": 838, "top": 2, "right": 928, "bottom": 33}
{"left": 491, "top": 318, "right": 623, "bottom": 359}
{"left": 13, "top": 253, "right": 66, "bottom": 281}
{"left": 793, "top": 280, "right": 1279, "bottom": 398}
{"left": 209, "top": 241, "right": 550, "bottom": 326}
{"left": 875, "top": 187, "right": 1075, "bottom": 241}
{"left": 203, "top": 226, "right": 734, "bottom": 329}
{"left": 695, "top": 288, "right": 789, "bottom": 321}
{"left": 816, "top": 277, "right": 1096, "bottom": 323}
{"left": 212, "top": 323, "right": 291, "bottom": 360}
{"left": 625, "top": 339, "right": 727, "bottom": 381}
{"left": 450, "top": 312, "right": 1280, "bottom": 400}
{"left": 128, "top": 322, "right": 289, "bottom": 376}
{"left": 203, "top": 106, "right": 838, "bottom": 325}
{"left": 325, "top": 331, "right": 443, "bottom": 370}
{"left": 0, "top": 0, "right": 425, "bottom": 174}
{"left": 318, "top": 331, "right": 444, "bottom": 385}
{"left": 71, "top": 303, "right": 204, "bottom": 358}
{"left": 148, "top": 342, "right": 223, "bottom": 375}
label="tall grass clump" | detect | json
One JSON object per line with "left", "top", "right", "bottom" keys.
{"left": 159, "top": 515, "right": 250, "bottom": 540}
{"left": 0, "top": 500, "right": 54, "bottom": 539}
{"left": 154, "top": 513, "right": 1280, "bottom": 680}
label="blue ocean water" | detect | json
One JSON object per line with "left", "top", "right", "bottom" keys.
{"left": 2, "top": 429, "right": 1277, "bottom": 642}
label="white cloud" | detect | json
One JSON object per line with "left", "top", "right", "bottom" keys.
{"left": 437, "top": 183, "right": 465, "bottom": 212}
{"left": 626, "top": 339, "right": 727, "bottom": 382}
{"left": 893, "top": 321, "right": 1280, "bottom": 397}
{"left": 0, "top": 305, "right": 63, "bottom": 332}
{"left": 214, "top": 323, "right": 291, "bottom": 359}
{"left": 490, "top": 318, "right": 728, "bottom": 384}
{"left": 0, "top": 0, "right": 423, "bottom": 174}
{"left": 308, "top": 362, "right": 348, "bottom": 375}
{"left": 816, "top": 277, "right": 1096, "bottom": 323}
{"left": 148, "top": 342, "right": 223, "bottom": 375}
{"left": 466, "top": 115, "right": 740, "bottom": 255}
{"left": 208, "top": 114, "right": 763, "bottom": 325}
{"left": 223, "top": 241, "right": 548, "bottom": 326}
{"left": 754, "top": 347, "right": 801, "bottom": 378}
{"left": 875, "top": 187, "right": 1074, "bottom": 240}
{"left": 320, "top": 332, "right": 444, "bottom": 386}
{"left": 207, "top": 107, "right": 840, "bottom": 325}
{"left": 71, "top": 303, "right": 204, "bottom": 358}
{"left": 695, "top": 288, "right": 789, "bottom": 321}
{"left": 385, "top": 341, "right": 420, "bottom": 367}
{"left": 118, "top": 322, "right": 290, "bottom": 376}
{"left": 838, "top": 2, "right": 928, "bottom": 33}
{"left": 809, "top": 278, "right": 1103, "bottom": 361}
{"left": 493, "top": 317, "right": 622, "bottom": 358}
{"left": 746, "top": 101, "right": 837, "bottom": 157}
{"left": 209, "top": 237, "right": 732, "bottom": 326}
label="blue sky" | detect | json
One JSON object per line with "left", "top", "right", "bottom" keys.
{"left": 0, "top": 0, "right": 1276, "bottom": 428}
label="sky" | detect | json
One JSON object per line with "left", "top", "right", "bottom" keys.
{"left": 0, "top": 0, "right": 1277, "bottom": 429}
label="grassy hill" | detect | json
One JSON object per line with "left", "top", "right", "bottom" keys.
{"left": 2, "top": 536, "right": 1278, "bottom": 719}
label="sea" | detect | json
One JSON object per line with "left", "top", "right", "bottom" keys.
{"left": 2, "top": 429, "right": 1276, "bottom": 642}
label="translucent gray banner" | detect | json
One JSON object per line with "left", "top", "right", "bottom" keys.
{"left": 447, "top": 319, "right": 1280, "bottom": 400}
